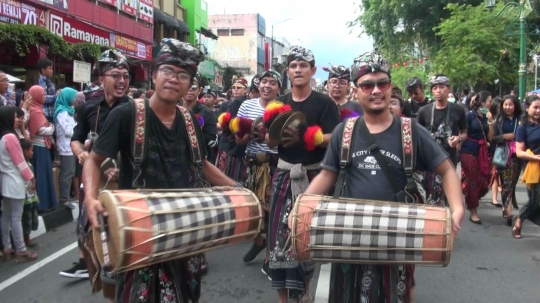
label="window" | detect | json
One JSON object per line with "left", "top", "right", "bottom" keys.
{"left": 231, "top": 29, "right": 245, "bottom": 36}
{"left": 217, "top": 29, "right": 229, "bottom": 36}
{"left": 201, "top": 0, "right": 207, "bottom": 11}
{"left": 257, "top": 34, "right": 264, "bottom": 49}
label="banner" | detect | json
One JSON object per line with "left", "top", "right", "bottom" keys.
{"left": 48, "top": 12, "right": 112, "bottom": 46}
{"left": 0, "top": 0, "right": 44, "bottom": 25}
{"left": 73, "top": 60, "right": 91, "bottom": 83}
{"left": 120, "top": 0, "right": 138, "bottom": 16}
{"left": 112, "top": 33, "right": 152, "bottom": 60}
{"left": 138, "top": 0, "right": 153, "bottom": 23}
{"left": 36, "top": 0, "right": 67, "bottom": 10}
{"left": 99, "top": 0, "right": 118, "bottom": 8}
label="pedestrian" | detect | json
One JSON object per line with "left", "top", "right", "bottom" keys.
{"left": 513, "top": 94, "right": 540, "bottom": 238}
{"left": 461, "top": 91, "right": 495, "bottom": 224}
{"left": 267, "top": 45, "right": 341, "bottom": 303}
{"left": 82, "top": 38, "right": 239, "bottom": 303}
{"left": 489, "top": 97, "right": 503, "bottom": 207}
{"left": 20, "top": 138, "right": 39, "bottom": 248}
{"left": 0, "top": 106, "right": 38, "bottom": 263}
{"left": 323, "top": 64, "right": 363, "bottom": 116}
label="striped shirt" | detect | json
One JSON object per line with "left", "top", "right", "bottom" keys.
{"left": 237, "top": 98, "right": 277, "bottom": 154}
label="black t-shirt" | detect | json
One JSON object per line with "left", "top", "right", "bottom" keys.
{"left": 92, "top": 102, "right": 207, "bottom": 190}
{"left": 338, "top": 100, "right": 364, "bottom": 115}
{"left": 190, "top": 101, "right": 218, "bottom": 153}
{"left": 276, "top": 91, "right": 341, "bottom": 164}
{"left": 403, "top": 97, "right": 432, "bottom": 118}
{"left": 416, "top": 102, "right": 467, "bottom": 166}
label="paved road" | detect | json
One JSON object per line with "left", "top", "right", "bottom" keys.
{"left": 0, "top": 184, "right": 539, "bottom": 303}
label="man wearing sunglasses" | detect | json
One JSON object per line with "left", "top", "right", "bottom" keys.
{"left": 403, "top": 77, "right": 433, "bottom": 118}
{"left": 323, "top": 64, "right": 363, "bottom": 117}
{"left": 82, "top": 38, "right": 239, "bottom": 303}
{"left": 301, "top": 49, "right": 464, "bottom": 303}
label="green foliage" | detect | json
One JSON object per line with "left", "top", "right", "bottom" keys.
{"left": 433, "top": 3, "right": 518, "bottom": 87}
{"left": 0, "top": 24, "right": 104, "bottom": 59}
{"left": 391, "top": 64, "right": 429, "bottom": 92}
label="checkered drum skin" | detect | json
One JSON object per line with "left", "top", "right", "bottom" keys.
{"left": 291, "top": 195, "right": 452, "bottom": 266}
{"left": 92, "top": 187, "right": 262, "bottom": 273}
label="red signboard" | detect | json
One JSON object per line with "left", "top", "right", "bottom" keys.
{"left": 48, "top": 12, "right": 112, "bottom": 46}
{"left": 99, "top": 0, "right": 117, "bottom": 7}
{"left": 113, "top": 33, "right": 152, "bottom": 60}
{"left": 0, "top": 0, "right": 44, "bottom": 25}
{"left": 120, "top": 0, "right": 136, "bottom": 16}
{"left": 138, "top": 0, "right": 153, "bottom": 23}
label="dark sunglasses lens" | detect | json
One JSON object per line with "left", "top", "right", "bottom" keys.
{"left": 360, "top": 82, "right": 376, "bottom": 93}
{"left": 378, "top": 81, "right": 391, "bottom": 92}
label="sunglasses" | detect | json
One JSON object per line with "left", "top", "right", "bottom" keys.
{"left": 232, "top": 86, "right": 245, "bottom": 90}
{"left": 356, "top": 79, "right": 391, "bottom": 94}
{"left": 190, "top": 84, "right": 200, "bottom": 91}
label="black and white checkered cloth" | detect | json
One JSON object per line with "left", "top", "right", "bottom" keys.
{"left": 309, "top": 201, "right": 426, "bottom": 262}
{"left": 143, "top": 191, "right": 237, "bottom": 260}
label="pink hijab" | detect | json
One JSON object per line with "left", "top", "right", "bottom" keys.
{"left": 28, "top": 85, "right": 51, "bottom": 148}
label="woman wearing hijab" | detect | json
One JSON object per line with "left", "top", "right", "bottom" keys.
{"left": 54, "top": 88, "right": 77, "bottom": 209}
{"left": 28, "top": 85, "right": 57, "bottom": 211}
{"left": 0, "top": 106, "right": 38, "bottom": 262}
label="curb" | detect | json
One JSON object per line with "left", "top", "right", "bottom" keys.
{"left": 314, "top": 264, "right": 331, "bottom": 303}
{"left": 29, "top": 202, "right": 79, "bottom": 240}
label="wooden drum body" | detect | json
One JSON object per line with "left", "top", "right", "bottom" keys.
{"left": 291, "top": 195, "right": 452, "bottom": 266}
{"left": 93, "top": 187, "right": 262, "bottom": 273}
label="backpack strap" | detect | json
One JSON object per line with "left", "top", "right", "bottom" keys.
{"left": 333, "top": 116, "right": 360, "bottom": 198}
{"left": 130, "top": 98, "right": 205, "bottom": 188}
{"left": 400, "top": 117, "right": 423, "bottom": 204}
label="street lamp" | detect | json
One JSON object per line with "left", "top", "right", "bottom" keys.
{"left": 270, "top": 18, "right": 291, "bottom": 70}
{"left": 486, "top": 0, "right": 531, "bottom": 101}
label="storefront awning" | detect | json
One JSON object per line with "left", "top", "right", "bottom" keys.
{"left": 200, "top": 27, "right": 218, "bottom": 40}
{"left": 153, "top": 8, "right": 167, "bottom": 25}
{"left": 176, "top": 20, "right": 190, "bottom": 35}
{"left": 153, "top": 8, "right": 189, "bottom": 35}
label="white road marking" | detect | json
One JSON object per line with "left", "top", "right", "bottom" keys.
{"left": 314, "top": 263, "right": 331, "bottom": 303}
{"left": 0, "top": 242, "right": 78, "bottom": 292}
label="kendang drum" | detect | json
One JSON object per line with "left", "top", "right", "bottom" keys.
{"left": 92, "top": 187, "right": 263, "bottom": 273}
{"left": 291, "top": 195, "right": 452, "bottom": 266}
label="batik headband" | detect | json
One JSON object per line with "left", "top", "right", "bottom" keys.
{"left": 192, "top": 72, "right": 203, "bottom": 85}
{"left": 251, "top": 74, "right": 261, "bottom": 91}
{"left": 429, "top": 75, "right": 451, "bottom": 88}
{"left": 322, "top": 65, "right": 351, "bottom": 80}
{"left": 287, "top": 45, "right": 315, "bottom": 65}
{"left": 205, "top": 89, "right": 217, "bottom": 97}
{"left": 232, "top": 75, "right": 248, "bottom": 88}
{"left": 94, "top": 50, "right": 130, "bottom": 75}
{"left": 259, "top": 69, "right": 283, "bottom": 87}
{"left": 156, "top": 38, "right": 205, "bottom": 77}
{"left": 351, "top": 49, "right": 390, "bottom": 82}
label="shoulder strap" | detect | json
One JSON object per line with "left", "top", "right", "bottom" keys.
{"left": 175, "top": 105, "right": 204, "bottom": 169}
{"left": 400, "top": 117, "right": 417, "bottom": 179}
{"left": 333, "top": 116, "right": 360, "bottom": 198}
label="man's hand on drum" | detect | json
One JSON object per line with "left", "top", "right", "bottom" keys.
{"left": 451, "top": 208, "right": 464, "bottom": 236}
{"left": 104, "top": 168, "right": 119, "bottom": 181}
{"left": 77, "top": 151, "right": 89, "bottom": 165}
{"left": 87, "top": 198, "right": 107, "bottom": 228}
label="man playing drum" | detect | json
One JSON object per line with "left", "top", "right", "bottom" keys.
{"left": 82, "top": 38, "right": 239, "bottom": 303}
{"left": 266, "top": 46, "right": 341, "bottom": 303}
{"left": 235, "top": 70, "right": 281, "bottom": 275}
{"left": 299, "top": 50, "right": 465, "bottom": 303}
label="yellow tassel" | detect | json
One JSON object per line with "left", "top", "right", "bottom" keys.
{"left": 229, "top": 117, "right": 241, "bottom": 134}
{"left": 313, "top": 128, "right": 324, "bottom": 146}
{"left": 265, "top": 100, "right": 284, "bottom": 112}
{"left": 218, "top": 112, "right": 227, "bottom": 125}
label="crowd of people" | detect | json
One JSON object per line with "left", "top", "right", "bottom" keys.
{"left": 0, "top": 38, "right": 538, "bottom": 303}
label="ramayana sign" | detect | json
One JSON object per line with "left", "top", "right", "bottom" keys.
{"left": 49, "top": 13, "right": 110, "bottom": 46}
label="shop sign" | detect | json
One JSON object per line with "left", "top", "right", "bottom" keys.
{"left": 0, "top": 0, "right": 44, "bottom": 25}
{"left": 138, "top": 0, "right": 153, "bottom": 23}
{"left": 121, "top": 0, "right": 138, "bottom": 16}
{"left": 73, "top": 60, "right": 91, "bottom": 83}
{"left": 99, "top": 0, "right": 118, "bottom": 8}
{"left": 112, "top": 33, "right": 152, "bottom": 60}
{"left": 48, "top": 13, "right": 111, "bottom": 46}
{"left": 198, "top": 61, "right": 216, "bottom": 79}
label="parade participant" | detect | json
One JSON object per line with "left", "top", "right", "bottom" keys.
{"left": 181, "top": 72, "right": 218, "bottom": 167}
{"left": 301, "top": 49, "right": 464, "bottom": 303}
{"left": 403, "top": 77, "right": 432, "bottom": 118}
{"left": 203, "top": 89, "right": 218, "bottom": 111}
{"left": 322, "top": 65, "right": 363, "bottom": 117}
{"left": 512, "top": 94, "right": 540, "bottom": 238}
{"left": 249, "top": 74, "right": 261, "bottom": 99}
{"left": 389, "top": 93, "right": 405, "bottom": 117}
{"left": 215, "top": 76, "right": 247, "bottom": 172}
{"left": 60, "top": 50, "right": 131, "bottom": 281}
{"left": 266, "top": 45, "right": 341, "bottom": 303}
{"left": 417, "top": 74, "right": 468, "bottom": 206}
{"left": 461, "top": 91, "right": 494, "bottom": 224}
{"left": 235, "top": 70, "right": 281, "bottom": 276}
{"left": 83, "top": 38, "right": 239, "bottom": 303}
{"left": 219, "top": 76, "right": 250, "bottom": 181}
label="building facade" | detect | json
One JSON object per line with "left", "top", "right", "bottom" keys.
{"left": 153, "top": 0, "right": 189, "bottom": 44}
{"left": 208, "top": 13, "right": 266, "bottom": 81}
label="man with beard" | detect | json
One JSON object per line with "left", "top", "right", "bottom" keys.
{"left": 60, "top": 50, "right": 131, "bottom": 282}
{"left": 83, "top": 38, "right": 239, "bottom": 303}
{"left": 417, "top": 74, "right": 468, "bottom": 206}
{"left": 236, "top": 70, "right": 281, "bottom": 276}
{"left": 300, "top": 50, "right": 464, "bottom": 303}
{"left": 323, "top": 65, "right": 363, "bottom": 118}
{"left": 181, "top": 72, "right": 218, "bottom": 167}
{"left": 403, "top": 77, "right": 432, "bottom": 118}
{"left": 215, "top": 76, "right": 248, "bottom": 172}
{"left": 266, "top": 46, "right": 341, "bottom": 303}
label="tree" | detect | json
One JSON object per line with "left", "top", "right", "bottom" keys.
{"left": 348, "top": 0, "right": 484, "bottom": 63}
{"left": 432, "top": 3, "right": 519, "bottom": 88}
{"left": 390, "top": 64, "right": 429, "bottom": 93}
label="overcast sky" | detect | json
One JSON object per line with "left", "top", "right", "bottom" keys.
{"left": 206, "top": 0, "right": 373, "bottom": 80}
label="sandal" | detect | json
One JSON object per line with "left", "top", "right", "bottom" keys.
{"left": 511, "top": 217, "right": 522, "bottom": 239}
{"left": 507, "top": 215, "right": 515, "bottom": 227}
{"left": 16, "top": 250, "right": 38, "bottom": 263}
{"left": 502, "top": 210, "right": 508, "bottom": 219}
{"left": 3, "top": 249, "right": 13, "bottom": 262}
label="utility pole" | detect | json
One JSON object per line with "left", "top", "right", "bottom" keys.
{"left": 270, "top": 19, "right": 291, "bottom": 70}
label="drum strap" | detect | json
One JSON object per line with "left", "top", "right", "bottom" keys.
{"left": 130, "top": 98, "right": 204, "bottom": 188}
{"left": 334, "top": 116, "right": 420, "bottom": 203}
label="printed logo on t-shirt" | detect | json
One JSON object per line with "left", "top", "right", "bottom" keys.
{"left": 352, "top": 149, "right": 402, "bottom": 175}
{"left": 432, "top": 121, "right": 453, "bottom": 147}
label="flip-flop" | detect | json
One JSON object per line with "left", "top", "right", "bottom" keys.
{"left": 469, "top": 217, "right": 482, "bottom": 225}
{"left": 491, "top": 202, "right": 502, "bottom": 208}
